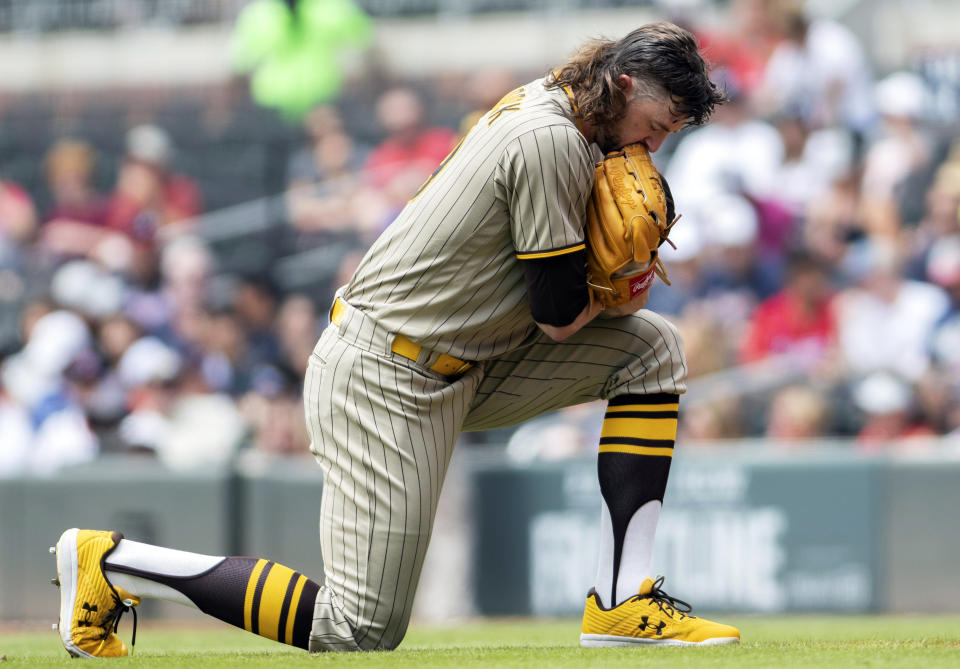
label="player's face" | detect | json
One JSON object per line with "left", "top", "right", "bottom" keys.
{"left": 595, "top": 79, "right": 687, "bottom": 153}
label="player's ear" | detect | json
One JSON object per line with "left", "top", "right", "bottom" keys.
{"left": 615, "top": 74, "right": 634, "bottom": 93}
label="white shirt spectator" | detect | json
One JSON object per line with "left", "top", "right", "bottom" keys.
{"left": 835, "top": 276, "right": 949, "bottom": 382}
{"left": 665, "top": 116, "right": 783, "bottom": 242}
{"left": 0, "top": 310, "right": 99, "bottom": 475}
{"left": 761, "top": 19, "right": 875, "bottom": 132}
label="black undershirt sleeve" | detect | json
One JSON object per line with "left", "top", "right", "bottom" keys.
{"left": 521, "top": 249, "right": 590, "bottom": 327}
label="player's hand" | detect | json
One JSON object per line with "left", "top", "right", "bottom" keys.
{"left": 598, "top": 287, "right": 650, "bottom": 318}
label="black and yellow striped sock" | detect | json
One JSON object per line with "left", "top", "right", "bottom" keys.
{"left": 598, "top": 392, "right": 678, "bottom": 606}
{"left": 110, "top": 557, "right": 320, "bottom": 649}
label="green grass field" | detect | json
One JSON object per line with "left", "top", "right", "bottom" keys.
{"left": 2, "top": 616, "right": 959, "bottom": 668}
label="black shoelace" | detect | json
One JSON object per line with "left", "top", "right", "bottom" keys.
{"left": 96, "top": 594, "right": 138, "bottom": 656}
{"left": 634, "top": 576, "right": 695, "bottom": 620}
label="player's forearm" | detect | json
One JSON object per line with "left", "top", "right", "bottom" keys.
{"left": 522, "top": 249, "right": 593, "bottom": 341}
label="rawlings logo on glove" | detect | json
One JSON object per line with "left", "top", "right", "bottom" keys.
{"left": 584, "top": 142, "right": 678, "bottom": 308}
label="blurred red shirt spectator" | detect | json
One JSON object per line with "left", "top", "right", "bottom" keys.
{"left": 364, "top": 87, "right": 457, "bottom": 191}
{"left": 740, "top": 250, "right": 837, "bottom": 364}
{"left": 104, "top": 125, "right": 202, "bottom": 245}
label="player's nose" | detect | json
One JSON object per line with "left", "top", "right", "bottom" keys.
{"left": 643, "top": 133, "right": 667, "bottom": 153}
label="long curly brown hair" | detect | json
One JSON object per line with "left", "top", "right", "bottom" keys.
{"left": 546, "top": 22, "right": 725, "bottom": 128}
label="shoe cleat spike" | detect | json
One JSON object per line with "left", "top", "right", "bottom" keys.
{"left": 52, "top": 623, "right": 59, "bottom": 631}
{"left": 51, "top": 577, "right": 60, "bottom": 586}
{"left": 49, "top": 546, "right": 56, "bottom": 554}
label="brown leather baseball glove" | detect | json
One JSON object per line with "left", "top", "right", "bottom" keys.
{"left": 584, "top": 142, "right": 677, "bottom": 308}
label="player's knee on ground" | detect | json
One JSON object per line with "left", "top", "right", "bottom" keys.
{"left": 353, "top": 600, "right": 413, "bottom": 651}
{"left": 309, "top": 584, "right": 414, "bottom": 652}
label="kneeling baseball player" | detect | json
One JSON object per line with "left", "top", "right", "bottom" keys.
{"left": 52, "top": 22, "right": 738, "bottom": 657}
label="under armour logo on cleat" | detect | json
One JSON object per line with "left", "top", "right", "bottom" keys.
{"left": 638, "top": 615, "right": 666, "bottom": 635}
{"left": 78, "top": 602, "right": 98, "bottom": 627}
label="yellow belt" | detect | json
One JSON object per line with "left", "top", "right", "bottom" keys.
{"left": 331, "top": 298, "right": 473, "bottom": 377}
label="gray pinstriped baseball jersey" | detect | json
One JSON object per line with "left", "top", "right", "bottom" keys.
{"left": 344, "top": 77, "right": 597, "bottom": 362}
{"left": 304, "top": 75, "right": 688, "bottom": 652}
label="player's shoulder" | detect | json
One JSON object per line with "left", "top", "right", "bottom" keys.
{"left": 483, "top": 77, "right": 585, "bottom": 143}
{"left": 502, "top": 88, "right": 591, "bottom": 161}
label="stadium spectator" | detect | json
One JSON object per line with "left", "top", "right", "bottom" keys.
{"left": 115, "top": 336, "right": 182, "bottom": 455}
{"left": 274, "top": 293, "right": 321, "bottom": 378}
{"left": 645, "top": 220, "right": 706, "bottom": 315}
{"left": 904, "top": 144, "right": 960, "bottom": 279}
{"left": 765, "top": 111, "right": 855, "bottom": 221}
{"left": 755, "top": 0, "right": 875, "bottom": 133}
{"left": 197, "top": 306, "right": 260, "bottom": 397}
{"left": 286, "top": 126, "right": 389, "bottom": 245}
{"left": 81, "top": 313, "right": 141, "bottom": 442}
{"left": 285, "top": 104, "right": 389, "bottom": 259}
{"left": 924, "top": 149, "right": 960, "bottom": 241}
{"left": 860, "top": 72, "right": 937, "bottom": 238}
{"left": 131, "top": 234, "right": 214, "bottom": 349}
{"left": 42, "top": 138, "right": 107, "bottom": 226}
{"left": 833, "top": 239, "right": 950, "bottom": 383}
{"left": 49, "top": 259, "right": 126, "bottom": 322}
{"left": 692, "top": 0, "right": 783, "bottom": 97}
{"left": 115, "top": 335, "right": 246, "bottom": 469}
{"left": 927, "top": 236, "right": 960, "bottom": 376}
{"left": 739, "top": 250, "right": 837, "bottom": 366}
{"left": 913, "top": 367, "right": 960, "bottom": 438}
{"left": 695, "top": 193, "right": 783, "bottom": 331}
{"left": 239, "top": 364, "right": 311, "bottom": 456}
{"left": 39, "top": 138, "right": 114, "bottom": 260}
{"left": 675, "top": 309, "right": 737, "bottom": 379}
{"left": 0, "top": 310, "right": 99, "bottom": 474}
{"left": 679, "top": 396, "right": 746, "bottom": 441}
{"left": 764, "top": 384, "right": 831, "bottom": 441}
{"left": 802, "top": 161, "right": 866, "bottom": 267}
{"left": 664, "top": 71, "right": 783, "bottom": 227}
{"left": 233, "top": 275, "right": 283, "bottom": 366}
{"left": 852, "top": 371, "right": 936, "bottom": 448}
{"left": 104, "top": 124, "right": 203, "bottom": 245}
{"left": 364, "top": 86, "right": 458, "bottom": 196}
{"left": 0, "top": 379, "right": 33, "bottom": 475}
{"left": 0, "top": 175, "right": 39, "bottom": 353}
{"left": 287, "top": 105, "right": 367, "bottom": 185}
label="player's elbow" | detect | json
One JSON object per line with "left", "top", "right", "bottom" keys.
{"left": 536, "top": 320, "right": 579, "bottom": 342}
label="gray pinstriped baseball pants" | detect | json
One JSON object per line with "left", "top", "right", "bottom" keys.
{"left": 303, "top": 298, "right": 686, "bottom": 651}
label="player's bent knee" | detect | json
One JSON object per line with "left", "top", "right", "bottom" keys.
{"left": 657, "top": 314, "right": 687, "bottom": 378}
{"left": 616, "top": 310, "right": 688, "bottom": 390}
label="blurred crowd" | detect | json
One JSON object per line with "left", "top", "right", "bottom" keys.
{"left": 517, "top": 0, "right": 960, "bottom": 459}
{"left": 3, "top": 0, "right": 960, "bottom": 475}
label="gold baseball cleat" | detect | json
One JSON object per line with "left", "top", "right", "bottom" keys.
{"left": 54, "top": 528, "right": 141, "bottom": 658}
{"left": 580, "top": 576, "right": 740, "bottom": 647}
